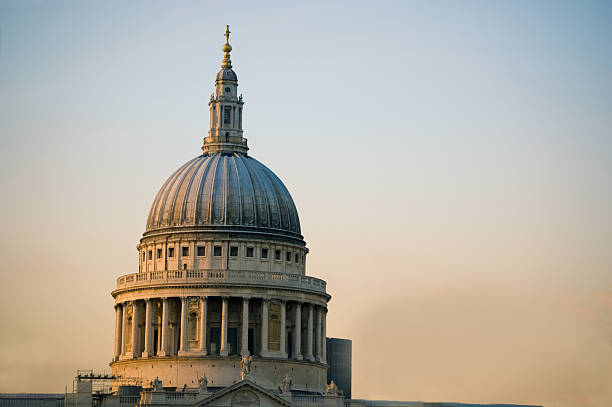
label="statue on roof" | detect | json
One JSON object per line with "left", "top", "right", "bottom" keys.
{"left": 152, "top": 377, "right": 163, "bottom": 391}
{"left": 325, "top": 380, "right": 338, "bottom": 395}
{"left": 281, "top": 374, "right": 292, "bottom": 394}
{"left": 198, "top": 373, "right": 208, "bottom": 392}
{"left": 240, "top": 355, "right": 253, "bottom": 380}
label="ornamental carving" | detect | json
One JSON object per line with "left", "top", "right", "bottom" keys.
{"left": 231, "top": 390, "right": 259, "bottom": 407}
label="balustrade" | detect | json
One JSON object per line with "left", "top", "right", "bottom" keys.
{"left": 115, "top": 269, "right": 326, "bottom": 294}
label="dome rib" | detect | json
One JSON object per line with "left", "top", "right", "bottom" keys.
{"left": 234, "top": 154, "right": 257, "bottom": 226}
{"left": 166, "top": 159, "right": 195, "bottom": 227}
{"left": 178, "top": 157, "right": 207, "bottom": 225}
{"left": 188, "top": 156, "right": 214, "bottom": 225}
{"left": 229, "top": 155, "right": 244, "bottom": 225}
{"left": 145, "top": 153, "right": 301, "bottom": 238}
{"left": 147, "top": 157, "right": 198, "bottom": 230}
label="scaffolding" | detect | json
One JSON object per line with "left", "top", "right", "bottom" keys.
{"left": 73, "top": 370, "right": 115, "bottom": 396}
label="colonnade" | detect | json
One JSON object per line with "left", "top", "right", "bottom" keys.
{"left": 113, "top": 296, "right": 327, "bottom": 364}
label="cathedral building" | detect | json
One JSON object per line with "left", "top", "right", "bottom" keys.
{"left": 0, "top": 26, "right": 540, "bottom": 407}
{"left": 110, "top": 25, "right": 332, "bottom": 395}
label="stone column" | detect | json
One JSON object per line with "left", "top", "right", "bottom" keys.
{"left": 178, "top": 297, "right": 189, "bottom": 356}
{"left": 315, "top": 306, "right": 322, "bottom": 362}
{"left": 199, "top": 296, "right": 207, "bottom": 355}
{"left": 293, "top": 302, "right": 302, "bottom": 360}
{"left": 130, "top": 301, "right": 141, "bottom": 358}
{"left": 280, "top": 300, "right": 287, "bottom": 358}
{"left": 142, "top": 299, "right": 153, "bottom": 358}
{"left": 220, "top": 296, "right": 229, "bottom": 357}
{"left": 241, "top": 297, "right": 250, "bottom": 356}
{"left": 321, "top": 308, "right": 327, "bottom": 364}
{"left": 260, "top": 298, "right": 269, "bottom": 356}
{"left": 114, "top": 304, "right": 123, "bottom": 361}
{"left": 121, "top": 302, "right": 128, "bottom": 358}
{"left": 306, "top": 303, "right": 314, "bottom": 361}
{"left": 159, "top": 298, "right": 169, "bottom": 357}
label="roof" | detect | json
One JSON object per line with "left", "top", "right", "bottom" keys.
{"left": 145, "top": 152, "right": 302, "bottom": 239}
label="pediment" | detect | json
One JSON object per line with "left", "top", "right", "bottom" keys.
{"left": 197, "top": 380, "right": 294, "bottom": 407}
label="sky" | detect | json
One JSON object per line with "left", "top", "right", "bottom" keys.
{"left": 1, "top": 1, "right": 611, "bottom": 406}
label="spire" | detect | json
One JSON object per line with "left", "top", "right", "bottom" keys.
{"left": 203, "top": 26, "right": 247, "bottom": 155}
{"left": 221, "top": 25, "right": 232, "bottom": 69}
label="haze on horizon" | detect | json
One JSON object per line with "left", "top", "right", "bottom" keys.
{"left": 0, "top": 2, "right": 611, "bottom": 407}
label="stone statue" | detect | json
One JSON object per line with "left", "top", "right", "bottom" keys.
{"left": 198, "top": 373, "right": 208, "bottom": 392}
{"left": 281, "top": 374, "right": 292, "bottom": 394}
{"left": 240, "top": 355, "right": 253, "bottom": 380}
{"left": 325, "top": 380, "right": 338, "bottom": 395}
{"left": 152, "top": 377, "right": 163, "bottom": 391}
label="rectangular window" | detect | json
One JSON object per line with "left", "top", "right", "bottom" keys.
{"left": 286, "top": 251, "right": 291, "bottom": 262}
{"left": 142, "top": 252, "right": 146, "bottom": 261}
{"left": 148, "top": 250, "right": 152, "bottom": 260}
{"left": 230, "top": 246, "right": 238, "bottom": 257}
{"left": 182, "top": 247, "right": 189, "bottom": 257}
{"left": 168, "top": 247, "right": 175, "bottom": 258}
{"left": 157, "top": 248, "right": 162, "bottom": 259}
{"left": 301, "top": 255, "right": 305, "bottom": 264}
{"left": 274, "top": 249, "right": 281, "bottom": 261}
{"left": 239, "top": 108, "right": 243, "bottom": 128}
{"left": 246, "top": 247, "right": 254, "bottom": 257}
{"left": 197, "top": 246, "right": 206, "bottom": 257}
{"left": 295, "top": 253, "right": 299, "bottom": 263}
{"left": 224, "top": 107, "right": 231, "bottom": 124}
{"left": 214, "top": 246, "right": 222, "bottom": 257}
{"left": 261, "top": 248, "right": 268, "bottom": 259}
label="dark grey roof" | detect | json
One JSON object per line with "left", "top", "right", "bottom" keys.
{"left": 146, "top": 153, "right": 301, "bottom": 236}
{"left": 216, "top": 68, "right": 238, "bottom": 82}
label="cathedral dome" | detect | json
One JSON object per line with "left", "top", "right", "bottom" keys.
{"left": 145, "top": 152, "right": 301, "bottom": 237}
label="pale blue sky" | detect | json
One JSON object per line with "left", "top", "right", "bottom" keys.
{"left": 1, "top": 2, "right": 611, "bottom": 406}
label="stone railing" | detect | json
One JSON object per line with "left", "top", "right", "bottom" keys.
{"left": 119, "top": 396, "right": 140, "bottom": 405}
{"left": 291, "top": 395, "right": 325, "bottom": 406}
{"left": 116, "top": 269, "right": 326, "bottom": 294}
{"left": 139, "top": 391, "right": 201, "bottom": 406}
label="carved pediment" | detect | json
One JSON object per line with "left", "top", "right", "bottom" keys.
{"left": 196, "top": 380, "right": 294, "bottom": 407}
{"left": 232, "top": 390, "right": 259, "bottom": 407}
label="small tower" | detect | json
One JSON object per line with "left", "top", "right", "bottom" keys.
{"left": 203, "top": 25, "right": 248, "bottom": 155}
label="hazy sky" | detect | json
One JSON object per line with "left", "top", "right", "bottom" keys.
{"left": 1, "top": 1, "right": 611, "bottom": 406}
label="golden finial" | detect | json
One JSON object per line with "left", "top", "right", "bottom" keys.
{"left": 221, "top": 25, "right": 232, "bottom": 69}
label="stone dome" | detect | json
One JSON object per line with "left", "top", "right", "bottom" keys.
{"left": 216, "top": 68, "right": 237, "bottom": 82}
{"left": 145, "top": 152, "right": 301, "bottom": 238}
